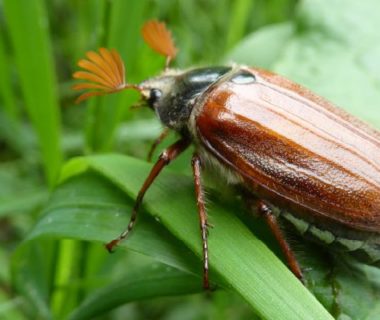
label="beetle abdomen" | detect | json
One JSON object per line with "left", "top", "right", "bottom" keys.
{"left": 194, "top": 67, "right": 380, "bottom": 234}
{"left": 279, "top": 209, "right": 380, "bottom": 265}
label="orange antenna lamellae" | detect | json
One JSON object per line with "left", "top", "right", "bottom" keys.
{"left": 141, "top": 20, "right": 178, "bottom": 69}
{"left": 72, "top": 48, "right": 140, "bottom": 103}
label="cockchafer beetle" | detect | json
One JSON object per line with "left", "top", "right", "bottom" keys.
{"left": 73, "top": 20, "right": 380, "bottom": 289}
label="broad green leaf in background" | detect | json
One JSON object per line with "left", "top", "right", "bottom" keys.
{"left": 225, "top": 22, "right": 294, "bottom": 69}
{"left": 228, "top": 0, "right": 380, "bottom": 127}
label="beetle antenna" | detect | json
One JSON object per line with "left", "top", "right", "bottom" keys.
{"left": 141, "top": 20, "right": 178, "bottom": 70}
{"left": 72, "top": 48, "right": 141, "bottom": 103}
{"left": 130, "top": 100, "right": 147, "bottom": 110}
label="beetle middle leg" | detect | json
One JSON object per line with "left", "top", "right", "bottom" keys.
{"left": 257, "top": 200, "right": 304, "bottom": 281}
{"left": 105, "top": 138, "right": 190, "bottom": 252}
{"left": 191, "top": 153, "right": 211, "bottom": 290}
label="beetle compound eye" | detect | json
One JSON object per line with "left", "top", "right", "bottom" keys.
{"left": 150, "top": 88, "right": 162, "bottom": 100}
{"left": 148, "top": 89, "right": 162, "bottom": 107}
{"left": 231, "top": 70, "right": 256, "bottom": 85}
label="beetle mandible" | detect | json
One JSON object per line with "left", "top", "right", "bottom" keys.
{"left": 73, "top": 20, "right": 380, "bottom": 289}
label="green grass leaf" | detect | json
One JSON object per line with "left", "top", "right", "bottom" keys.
{"left": 0, "top": 25, "right": 18, "bottom": 119}
{"left": 3, "top": 0, "right": 62, "bottom": 186}
{"left": 68, "top": 263, "right": 202, "bottom": 320}
{"left": 23, "top": 154, "right": 332, "bottom": 320}
{"left": 30, "top": 171, "right": 199, "bottom": 273}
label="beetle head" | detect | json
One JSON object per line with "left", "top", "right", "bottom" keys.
{"left": 139, "top": 69, "right": 191, "bottom": 132}
{"left": 73, "top": 20, "right": 192, "bottom": 132}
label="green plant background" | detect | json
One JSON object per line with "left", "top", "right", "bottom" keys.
{"left": 1, "top": 0, "right": 380, "bottom": 319}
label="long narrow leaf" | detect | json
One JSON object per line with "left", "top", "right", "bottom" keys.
{"left": 0, "top": 24, "right": 18, "bottom": 119}
{"left": 29, "top": 154, "right": 333, "bottom": 320}
{"left": 3, "top": 0, "right": 62, "bottom": 186}
{"left": 68, "top": 263, "right": 201, "bottom": 320}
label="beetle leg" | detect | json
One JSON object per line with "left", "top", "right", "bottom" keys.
{"left": 147, "top": 128, "right": 170, "bottom": 162}
{"left": 105, "top": 138, "right": 191, "bottom": 252}
{"left": 256, "top": 200, "right": 304, "bottom": 281}
{"left": 191, "top": 153, "right": 210, "bottom": 290}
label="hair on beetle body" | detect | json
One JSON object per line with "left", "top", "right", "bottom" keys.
{"left": 73, "top": 19, "right": 380, "bottom": 289}
{"left": 196, "top": 147, "right": 242, "bottom": 186}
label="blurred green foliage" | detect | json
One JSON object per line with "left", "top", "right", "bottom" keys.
{"left": 0, "top": 0, "right": 380, "bottom": 319}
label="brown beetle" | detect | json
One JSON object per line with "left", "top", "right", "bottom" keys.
{"left": 73, "top": 20, "right": 380, "bottom": 289}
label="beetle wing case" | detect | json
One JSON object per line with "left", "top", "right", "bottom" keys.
{"left": 192, "top": 67, "right": 380, "bottom": 237}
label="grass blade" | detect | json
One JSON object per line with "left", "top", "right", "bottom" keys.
{"left": 68, "top": 263, "right": 201, "bottom": 320}
{"left": 26, "top": 154, "right": 333, "bottom": 320}
{"left": 0, "top": 24, "right": 18, "bottom": 119}
{"left": 3, "top": 0, "right": 62, "bottom": 186}
{"left": 226, "top": 0, "right": 254, "bottom": 50}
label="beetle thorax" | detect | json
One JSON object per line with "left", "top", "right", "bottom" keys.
{"left": 140, "top": 67, "right": 232, "bottom": 135}
{"left": 140, "top": 70, "right": 194, "bottom": 134}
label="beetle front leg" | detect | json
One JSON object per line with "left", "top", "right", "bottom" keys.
{"left": 191, "top": 153, "right": 211, "bottom": 290}
{"left": 147, "top": 128, "right": 170, "bottom": 162}
{"left": 256, "top": 200, "right": 304, "bottom": 281}
{"left": 106, "top": 138, "right": 190, "bottom": 252}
